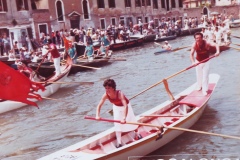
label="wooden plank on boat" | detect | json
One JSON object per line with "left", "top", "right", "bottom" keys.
{"left": 178, "top": 83, "right": 215, "bottom": 107}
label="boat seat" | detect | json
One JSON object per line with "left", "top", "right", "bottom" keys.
{"left": 178, "top": 83, "right": 215, "bottom": 107}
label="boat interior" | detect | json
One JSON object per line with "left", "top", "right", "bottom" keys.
{"left": 72, "top": 83, "right": 215, "bottom": 155}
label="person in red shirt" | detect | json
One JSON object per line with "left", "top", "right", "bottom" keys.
{"left": 190, "top": 32, "right": 220, "bottom": 96}
{"left": 96, "top": 79, "right": 142, "bottom": 148}
{"left": 46, "top": 39, "right": 61, "bottom": 77}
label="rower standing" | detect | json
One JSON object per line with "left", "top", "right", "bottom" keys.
{"left": 46, "top": 39, "right": 61, "bottom": 77}
{"left": 190, "top": 32, "right": 220, "bottom": 96}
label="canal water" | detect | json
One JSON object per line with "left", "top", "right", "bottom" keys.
{"left": 0, "top": 29, "right": 240, "bottom": 160}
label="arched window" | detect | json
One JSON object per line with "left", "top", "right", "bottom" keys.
{"left": 56, "top": 0, "right": 64, "bottom": 21}
{"left": 203, "top": 7, "right": 208, "bottom": 16}
{"left": 82, "top": 0, "right": 90, "bottom": 20}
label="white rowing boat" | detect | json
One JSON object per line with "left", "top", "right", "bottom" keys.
{"left": 0, "top": 61, "right": 72, "bottom": 114}
{"left": 39, "top": 73, "right": 220, "bottom": 160}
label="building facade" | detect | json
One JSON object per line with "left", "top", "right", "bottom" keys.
{"left": 0, "top": 0, "right": 51, "bottom": 48}
{"left": 48, "top": 0, "right": 184, "bottom": 31}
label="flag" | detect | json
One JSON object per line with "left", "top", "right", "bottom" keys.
{"left": 0, "top": 62, "right": 45, "bottom": 107}
{"left": 63, "top": 35, "right": 72, "bottom": 51}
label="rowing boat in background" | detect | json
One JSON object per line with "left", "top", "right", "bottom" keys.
{"left": 39, "top": 74, "right": 220, "bottom": 160}
{"left": 0, "top": 58, "right": 72, "bottom": 114}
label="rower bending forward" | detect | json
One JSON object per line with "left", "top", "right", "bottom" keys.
{"left": 96, "top": 79, "right": 142, "bottom": 148}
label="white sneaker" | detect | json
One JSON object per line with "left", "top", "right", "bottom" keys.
{"left": 202, "top": 91, "right": 208, "bottom": 96}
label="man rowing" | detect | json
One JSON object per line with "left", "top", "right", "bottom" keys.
{"left": 190, "top": 32, "right": 220, "bottom": 96}
{"left": 162, "top": 41, "right": 172, "bottom": 51}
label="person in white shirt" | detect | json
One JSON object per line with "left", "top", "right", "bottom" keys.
{"left": 214, "top": 26, "right": 222, "bottom": 45}
{"left": 162, "top": 41, "right": 172, "bottom": 51}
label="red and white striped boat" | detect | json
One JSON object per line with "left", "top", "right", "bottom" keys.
{"left": 0, "top": 61, "right": 72, "bottom": 114}
{"left": 39, "top": 74, "right": 220, "bottom": 160}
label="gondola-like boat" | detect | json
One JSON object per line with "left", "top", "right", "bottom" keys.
{"left": 70, "top": 51, "right": 113, "bottom": 73}
{"left": 154, "top": 35, "right": 177, "bottom": 42}
{"left": 39, "top": 73, "right": 220, "bottom": 160}
{"left": 0, "top": 58, "right": 72, "bottom": 114}
{"left": 178, "top": 27, "right": 203, "bottom": 37}
{"left": 230, "top": 19, "right": 240, "bottom": 28}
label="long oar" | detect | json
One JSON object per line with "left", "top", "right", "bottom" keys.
{"left": 61, "top": 62, "right": 101, "bottom": 70}
{"left": 85, "top": 116, "right": 163, "bottom": 129}
{"left": 172, "top": 46, "right": 191, "bottom": 52}
{"left": 108, "top": 55, "right": 216, "bottom": 114}
{"left": 140, "top": 115, "right": 185, "bottom": 117}
{"left": 229, "top": 46, "right": 240, "bottom": 51}
{"left": 231, "top": 43, "right": 240, "bottom": 47}
{"left": 37, "top": 81, "right": 94, "bottom": 85}
{"left": 231, "top": 35, "right": 240, "bottom": 39}
{"left": 85, "top": 116, "right": 240, "bottom": 141}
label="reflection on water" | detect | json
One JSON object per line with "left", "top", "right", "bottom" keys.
{"left": 0, "top": 29, "right": 240, "bottom": 159}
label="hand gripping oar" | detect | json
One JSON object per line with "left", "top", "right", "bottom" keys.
{"left": 85, "top": 116, "right": 240, "bottom": 141}
{"left": 107, "top": 55, "right": 217, "bottom": 114}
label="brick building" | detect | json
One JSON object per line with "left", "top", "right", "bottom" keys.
{"left": 47, "top": 0, "right": 184, "bottom": 32}
{"left": 0, "top": 0, "right": 50, "bottom": 48}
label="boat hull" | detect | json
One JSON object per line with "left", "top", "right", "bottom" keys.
{"left": 0, "top": 64, "right": 71, "bottom": 114}
{"left": 39, "top": 74, "right": 220, "bottom": 160}
{"left": 154, "top": 35, "right": 177, "bottom": 42}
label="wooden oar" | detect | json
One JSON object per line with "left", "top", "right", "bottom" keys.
{"left": 231, "top": 35, "right": 240, "bottom": 39}
{"left": 140, "top": 115, "right": 185, "bottom": 117}
{"left": 154, "top": 42, "right": 162, "bottom": 46}
{"left": 231, "top": 43, "right": 240, "bottom": 47}
{"left": 61, "top": 62, "right": 101, "bottom": 70}
{"left": 107, "top": 55, "right": 217, "bottom": 114}
{"left": 108, "top": 58, "right": 127, "bottom": 61}
{"left": 85, "top": 116, "right": 240, "bottom": 141}
{"left": 229, "top": 46, "right": 240, "bottom": 51}
{"left": 37, "top": 81, "right": 94, "bottom": 85}
{"left": 130, "top": 55, "right": 216, "bottom": 100}
{"left": 165, "top": 125, "right": 240, "bottom": 140}
{"left": 85, "top": 116, "right": 163, "bottom": 129}
{"left": 172, "top": 46, "right": 191, "bottom": 52}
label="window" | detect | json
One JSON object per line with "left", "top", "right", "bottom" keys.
{"left": 38, "top": 23, "right": 48, "bottom": 36}
{"left": 141, "top": 0, "right": 145, "bottom": 6}
{"left": 153, "top": 0, "right": 158, "bottom": 9}
{"left": 119, "top": 17, "right": 125, "bottom": 25}
{"left": 100, "top": 18, "right": 106, "bottom": 29}
{"left": 144, "top": 17, "right": 148, "bottom": 23}
{"left": 125, "top": 0, "right": 131, "bottom": 7}
{"left": 146, "top": 0, "right": 151, "bottom": 6}
{"left": 179, "top": 0, "right": 183, "bottom": 7}
{"left": 0, "top": 0, "right": 7, "bottom": 12}
{"left": 111, "top": 17, "right": 116, "bottom": 25}
{"left": 97, "top": 0, "right": 105, "bottom": 8}
{"left": 31, "top": 0, "right": 37, "bottom": 10}
{"left": 161, "top": 0, "right": 165, "bottom": 8}
{"left": 108, "top": 0, "right": 115, "bottom": 8}
{"left": 154, "top": 19, "right": 158, "bottom": 27}
{"left": 137, "top": 17, "right": 142, "bottom": 24}
{"left": 171, "top": 0, "right": 176, "bottom": 8}
{"left": 126, "top": 17, "right": 132, "bottom": 27}
{"left": 82, "top": 0, "right": 90, "bottom": 19}
{"left": 135, "top": 0, "right": 141, "bottom": 7}
{"left": 16, "top": 0, "right": 28, "bottom": 11}
{"left": 56, "top": 0, "right": 64, "bottom": 21}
